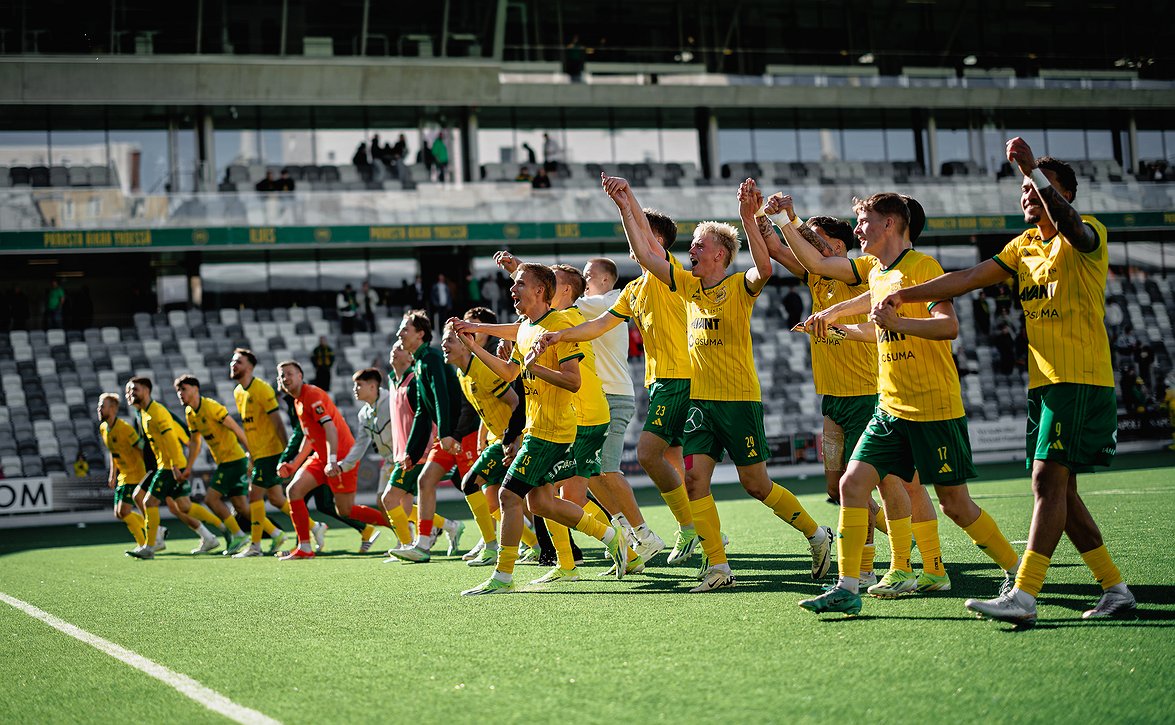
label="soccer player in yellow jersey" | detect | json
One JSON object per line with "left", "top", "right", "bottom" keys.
{"left": 175, "top": 375, "right": 253, "bottom": 556}
{"left": 459, "top": 263, "right": 630, "bottom": 595}
{"left": 762, "top": 194, "right": 952, "bottom": 595}
{"left": 124, "top": 376, "right": 226, "bottom": 556}
{"left": 786, "top": 193, "right": 1020, "bottom": 616}
{"left": 230, "top": 348, "right": 320, "bottom": 557}
{"left": 878, "top": 140, "right": 1136, "bottom": 625}
{"left": 531, "top": 211, "right": 699, "bottom": 565}
{"left": 609, "top": 174, "right": 833, "bottom": 593}
{"left": 98, "top": 393, "right": 150, "bottom": 557}
{"left": 442, "top": 317, "right": 522, "bottom": 567}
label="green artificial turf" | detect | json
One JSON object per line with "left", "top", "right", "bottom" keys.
{"left": 2, "top": 453, "right": 1173, "bottom": 724}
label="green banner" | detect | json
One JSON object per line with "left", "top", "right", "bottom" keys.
{"left": 4, "top": 211, "right": 1173, "bottom": 254}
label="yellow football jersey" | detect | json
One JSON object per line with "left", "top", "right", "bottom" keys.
{"left": 512, "top": 309, "right": 582, "bottom": 444}
{"left": 100, "top": 417, "right": 146, "bottom": 486}
{"left": 139, "top": 399, "right": 188, "bottom": 469}
{"left": 805, "top": 272, "right": 878, "bottom": 397}
{"left": 457, "top": 354, "right": 514, "bottom": 443}
{"left": 852, "top": 250, "right": 964, "bottom": 422}
{"left": 560, "top": 307, "right": 611, "bottom": 427}
{"left": 234, "top": 378, "right": 285, "bottom": 459}
{"left": 993, "top": 215, "right": 1114, "bottom": 389}
{"left": 609, "top": 266, "right": 691, "bottom": 387}
{"left": 185, "top": 396, "right": 246, "bottom": 465}
{"left": 668, "top": 254, "right": 761, "bottom": 402}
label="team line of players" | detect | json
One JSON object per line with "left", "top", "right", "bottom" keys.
{"left": 99, "top": 135, "right": 1135, "bottom": 622}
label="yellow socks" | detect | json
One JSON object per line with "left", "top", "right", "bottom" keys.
{"left": 189, "top": 503, "right": 223, "bottom": 529}
{"left": 912, "top": 520, "right": 946, "bottom": 576}
{"left": 123, "top": 511, "right": 146, "bottom": 546}
{"left": 145, "top": 506, "right": 160, "bottom": 546}
{"left": 688, "top": 495, "right": 727, "bottom": 566}
{"left": 861, "top": 543, "right": 875, "bottom": 575}
{"left": 837, "top": 507, "right": 869, "bottom": 580}
{"left": 409, "top": 505, "right": 446, "bottom": 529}
{"left": 387, "top": 506, "right": 413, "bottom": 545}
{"left": 962, "top": 508, "right": 1018, "bottom": 572}
{"left": 361, "top": 524, "right": 376, "bottom": 541}
{"left": 222, "top": 515, "right": 242, "bottom": 536}
{"left": 1015, "top": 550, "right": 1051, "bottom": 597}
{"left": 583, "top": 500, "right": 611, "bottom": 527}
{"left": 465, "top": 490, "right": 497, "bottom": 544}
{"left": 497, "top": 545, "right": 519, "bottom": 576}
{"left": 873, "top": 507, "right": 888, "bottom": 535}
{"left": 520, "top": 521, "right": 538, "bottom": 549}
{"left": 762, "top": 483, "right": 818, "bottom": 538}
{"left": 1080, "top": 545, "right": 1123, "bottom": 590}
{"left": 660, "top": 485, "right": 694, "bottom": 528}
{"left": 249, "top": 500, "right": 265, "bottom": 544}
{"left": 548, "top": 521, "right": 576, "bottom": 569}
{"left": 887, "top": 516, "right": 913, "bottom": 572}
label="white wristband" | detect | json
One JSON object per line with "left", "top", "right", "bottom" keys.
{"left": 1029, "top": 168, "right": 1051, "bottom": 191}
{"left": 327, "top": 454, "right": 337, "bottom": 464}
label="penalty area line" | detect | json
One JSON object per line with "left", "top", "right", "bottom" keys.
{"left": 0, "top": 591, "right": 281, "bottom": 725}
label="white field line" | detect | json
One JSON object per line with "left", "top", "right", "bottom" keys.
{"left": 0, "top": 592, "right": 281, "bottom": 725}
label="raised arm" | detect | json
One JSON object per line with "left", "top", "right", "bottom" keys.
{"left": 871, "top": 300, "right": 959, "bottom": 341}
{"left": 532, "top": 312, "right": 623, "bottom": 358}
{"left": 1007, "top": 137, "right": 1098, "bottom": 253}
{"left": 780, "top": 219, "right": 857, "bottom": 283}
{"left": 738, "top": 178, "right": 773, "bottom": 293}
{"left": 602, "top": 175, "right": 673, "bottom": 287}
{"left": 524, "top": 348, "right": 581, "bottom": 393}
{"left": 449, "top": 318, "right": 521, "bottom": 341}
{"left": 460, "top": 330, "right": 521, "bottom": 383}
{"left": 878, "top": 259, "right": 1010, "bottom": 311}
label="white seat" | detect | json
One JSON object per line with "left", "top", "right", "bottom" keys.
{"left": 47, "top": 329, "right": 66, "bottom": 346}
{"left": 69, "top": 341, "right": 89, "bottom": 360}
{"left": 36, "top": 359, "right": 57, "bottom": 377}
{"left": 220, "top": 308, "right": 240, "bottom": 326}
{"left": 289, "top": 307, "right": 307, "bottom": 323}
{"left": 167, "top": 310, "right": 186, "bottom": 327}
{"left": 64, "top": 387, "right": 85, "bottom": 406}
{"left": 9, "top": 330, "right": 29, "bottom": 345}
{"left": 101, "top": 327, "right": 121, "bottom": 344}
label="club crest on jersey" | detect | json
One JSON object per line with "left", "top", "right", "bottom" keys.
{"left": 711, "top": 286, "right": 728, "bottom": 304}
{"left": 313, "top": 403, "right": 326, "bottom": 416}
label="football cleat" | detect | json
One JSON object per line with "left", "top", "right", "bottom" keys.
{"left": 531, "top": 566, "right": 580, "bottom": 584}
{"left": 191, "top": 537, "right": 220, "bottom": 555}
{"left": 389, "top": 544, "right": 431, "bottom": 563}
{"left": 467, "top": 544, "right": 498, "bottom": 567}
{"left": 443, "top": 519, "right": 466, "bottom": 556}
{"left": 867, "top": 568, "right": 919, "bottom": 598}
{"left": 462, "top": 539, "right": 486, "bottom": 561}
{"left": 799, "top": 586, "right": 862, "bottom": 615}
{"left": 225, "top": 533, "right": 250, "bottom": 556}
{"left": 461, "top": 577, "right": 516, "bottom": 596}
{"left": 666, "top": 529, "right": 699, "bottom": 565}
{"left": 152, "top": 526, "right": 168, "bottom": 553}
{"left": 126, "top": 544, "right": 154, "bottom": 560}
{"left": 1082, "top": 587, "right": 1137, "bottom": 620}
{"left": 604, "top": 523, "right": 629, "bottom": 581}
{"left": 689, "top": 567, "right": 736, "bottom": 593}
{"left": 278, "top": 548, "right": 316, "bottom": 561}
{"left": 599, "top": 554, "right": 646, "bottom": 577}
{"left": 517, "top": 545, "right": 542, "bottom": 566}
{"left": 267, "top": 530, "right": 286, "bottom": 556}
{"left": 633, "top": 528, "right": 666, "bottom": 562}
{"left": 359, "top": 529, "right": 381, "bottom": 554}
{"left": 232, "top": 543, "right": 263, "bottom": 558}
{"left": 965, "top": 593, "right": 1036, "bottom": 627}
{"left": 916, "top": 571, "right": 952, "bottom": 592}
{"left": 311, "top": 521, "right": 328, "bottom": 553}
{"left": 809, "top": 526, "right": 833, "bottom": 580}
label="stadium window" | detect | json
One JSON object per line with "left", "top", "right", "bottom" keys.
{"left": 717, "top": 127, "right": 753, "bottom": 167}
{"left": 658, "top": 129, "right": 701, "bottom": 167}
{"left": 561, "top": 129, "right": 613, "bottom": 165}
{"left": 1135, "top": 131, "right": 1164, "bottom": 163}
{"left": 1086, "top": 129, "right": 1115, "bottom": 160}
{"left": 753, "top": 127, "right": 800, "bottom": 163}
{"left": 1045, "top": 129, "right": 1086, "bottom": 160}
{"left": 935, "top": 128, "right": 969, "bottom": 165}
{"left": 841, "top": 129, "right": 886, "bottom": 162}
{"left": 884, "top": 128, "right": 916, "bottom": 162}
{"left": 0, "top": 129, "right": 50, "bottom": 168}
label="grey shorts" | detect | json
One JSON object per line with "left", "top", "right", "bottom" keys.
{"left": 601, "top": 394, "right": 635, "bottom": 474}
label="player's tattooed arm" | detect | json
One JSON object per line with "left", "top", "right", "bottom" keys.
{"left": 1006, "top": 136, "right": 1098, "bottom": 253}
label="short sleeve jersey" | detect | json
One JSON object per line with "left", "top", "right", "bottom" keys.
{"left": 512, "top": 309, "right": 582, "bottom": 444}
{"left": 185, "top": 397, "right": 246, "bottom": 465}
{"left": 805, "top": 271, "right": 878, "bottom": 397}
{"left": 609, "top": 269, "right": 691, "bottom": 387}
{"left": 993, "top": 215, "right": 1114, "bottom": 389}
{"left": 139, "top": 399, "right": 188, "bottom": 469}
{"left": 100, "top": 417, "right": 146, "bottom": 485}
{"left": 851, "top": 250, "right": 964, "bottom": 422}
{"left": 234, "top": 378, "right": 285, "bottom": 459}
{"left": 561, "top": 307, "right": 611, "bottom": 427}
{"left": 457, "top": 355, "right": 514, "bottom": 443}
{"left": 668, "top": 253, "right": 761, "bottom": 402}
{"left": 294, "top": 384, "right": 355, "bottom": 461}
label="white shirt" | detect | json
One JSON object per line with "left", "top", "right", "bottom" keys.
{"left": 575, "top": 290, "right": 635, "bottom": 397}
{"left": 340, "top": 389, "right": 395, "bottom": 470}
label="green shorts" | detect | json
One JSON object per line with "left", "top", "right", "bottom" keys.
{"left": 682, "top": 399, "right": 769, "bottom": 466}
{"left": 851, "top": 409, "right": 977, "bottom": 486}
{"left": 572, "top": 423, "right": 609, "bottom": 479}
{"left": 502, "top": 435, "right": 575, "bottom": 496}
{"left": 210, "top": 458, "right": 250, "bottom": 498}
{"left": 113, "top": 483, "right": 136, "bottom": 507}
{"left": 388, "top": 464, "right": 422, "bottom": 496}
{"left": 1027, "top": 383, "right": 1117, "bottom": 473}
{"left": 822, "top": 394, "right": 879, "bottom": 464}
{"left": 145, "top": 469, "right": 191, "bottom": 501}
{"left": 473, "top": 442, "right": 508, "bottom": 488}
{"left": 250, "top": 454, "right": 284, "bottom": 489}
{"left": 643, "top": 378, "right": 690, "bottom": 447}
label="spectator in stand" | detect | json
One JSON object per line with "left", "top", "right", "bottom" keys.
{"left": 392, "top": 134, "right": 408, "bottom": 161}
{"left": 531, "top": 167, "right": 552, "bottom": 189}
{"left": 311, "top": 336, "right": 335, "bottom": 390}
{"left": 353, "top": 141, "right": 372, "bottom": 182}
{"left": 337, "top": 283, "right": 359, "bottom": 335}
{"left": 515, "top": 165, "right": 532, "bottom": 182}
{"left": 782, "top": 285, "right": 803, "bottom": 330}
{"left": 73, "top": 451, "right": 89, "bottom": 478}
{"left": 371, "top": 134, "right": 383, "bottom": 164}
{"left": 993, "top": 281, "right": 1013, "bottom": 316}
{"left": 277, "top": 168, "right": 296, "bottom": 192}
{"left": 410, "top": 275, "right": 426, "bottom": 309}
{"left": 992, "top": 321, "right": 1015, "bottom": 376}
{"left": 360, "top": 281, "right": 380, "bottom": 332}
{"left": 432, "top": 133, "right": 450, "bottom": 183}
{"left": 1137, "top": 338, "right": 1155, "bottom": 390}
{"left": 255, "top": 170, "right": 278, "bottom": 192}
{"left": 542, "top": 132, "right": 562, "bottom": 170}
{"left": 1115, "top": 324, "right": 1140, "bottom": 371}
{"left": 1120, "top": 365, "right": 1147, "bottom": 413}
{"left": 429, "top": 273, "right": 454, "bottom": 329}
{"left": 1014, "top": 325, "right": 1029, "bottom": 375}
{"left": 45, "top": 279, "right": 65, "bottom": 329}
{"left": 1104, "top": 298, "right": 1125, "bottom": 342}
{"left": 521, "top": 141, "right": 537, "bottom": 165}
{"left": 973, "top": 289, "right": 992, "bottom": 338}
{"left": 419, "top": 139, "right": 436, "bottom": 180}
